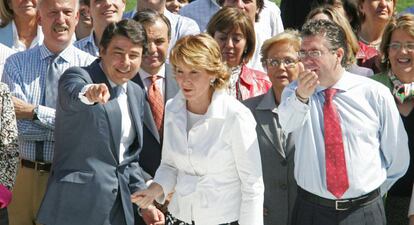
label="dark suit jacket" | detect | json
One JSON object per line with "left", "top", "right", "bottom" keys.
{"left": 243, "top": 89, "right": 297, "bottom": 225}
{"left": 37, "top": 59, "right": 148, "bottom": 225}
{"left": 131, "top": 63, "right": 179, "bottom": 177}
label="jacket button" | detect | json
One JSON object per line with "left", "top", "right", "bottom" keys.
{"left": 280, "top": 184, "right": 288, "bottom": 190}
{"left": 112, "top": 188, "right": 118, "bottom": 194}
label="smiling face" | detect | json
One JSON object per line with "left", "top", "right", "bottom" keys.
{"left": 265, "top": 42, "right": 300, "bottom": 92}
{"left": 174, "top": 63, "right": 215, "bottom": 106}
{"left": 100, "top": 35, "right": 143, "bottom": 85}
{"left": 213, "top": 27, "right": 247, "bottom": 68}
{"left": 388, "top": 29, "right": 414, "bottom": 83}
{"left": 37, "top": 0, "right": 79, "bottom": 53}
{"left": 359, "top": 0, "right": 394, "bottom": 25}
{"left": 78, "top": 0, "right": 92, "bottom": 27}
{"left": 141, "top": 19, "right": 169, "bottom": 75}
{"left": 90, "top": 0, "right": 125, "bottom": 30}
{"left": 9, "top": 0, "right": 37, "bottom": 18}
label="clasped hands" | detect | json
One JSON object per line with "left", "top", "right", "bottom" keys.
{"left": 131, "top": 183, "right": 165, "bottom": 225}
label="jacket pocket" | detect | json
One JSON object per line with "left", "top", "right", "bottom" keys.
{"left": 57, "top": 170, "right": 94, "bottom": 184}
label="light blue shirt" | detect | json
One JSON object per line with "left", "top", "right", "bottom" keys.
{"left": 2, "top": 44, "right": 95, "bottom": 162}
{"left": 74, "top": 32, "right": 99, "bottom": 57}
{"left": 0, "top": 44, "right": 16, "bottom": 79}
{"left": 124, "top": 8, "right": 200, "bottom": 53}
{"left": 279, "top": 71, "right": 409, "bottom": 199}
{"left": 179, "top": 0, "right": 220, "bottom": 32}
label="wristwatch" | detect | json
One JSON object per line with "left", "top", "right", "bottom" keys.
{"left": 32, "top": 108, "right": 39, "bottom": 121}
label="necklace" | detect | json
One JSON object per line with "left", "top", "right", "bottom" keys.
{"left": 358, "top": 35, "right": 381, "bottom": 50}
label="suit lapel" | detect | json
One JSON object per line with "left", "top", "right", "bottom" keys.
{"left": 255, "top": 91, "right": 287, "bottom": 159}
{"left": 87, "top": 60, "right": 121, "bottom": 163}
{"left": 126, "top": 82, "right": 143, "bottom": 147}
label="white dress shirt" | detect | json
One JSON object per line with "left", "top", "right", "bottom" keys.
{"left": 138, "top": 66, "right": 166, "bottom": 98}
{"left": 279, "top": 71, "right": 410, "bottom": 199}
{"left": 154, "top": 89, "right": 264, "bottom": 225}
{"left": 11, "top": 21, "right": 44, "bottom": 52}
{"left": 248, "top": 0, "right": 284, "bottom": 72}
{"left": 0, "top": 44, "right": 15, "bottom": 80}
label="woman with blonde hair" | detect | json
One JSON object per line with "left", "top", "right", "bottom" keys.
{"left": 131, "top": 33, "right": 264, "bottom": 225}
{"left": 356, "top": 0, "right": 396, "bottom": 73}
{"left": 307, "top": 4, "right": 373, "bottom": 76}
{"left": 0, "top": 0, "right": 43, "bottom": 51}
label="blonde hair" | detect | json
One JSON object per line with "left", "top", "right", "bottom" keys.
{"left": 307, "top": 5, "right": 359, "bottom": 65}
{"left": 260, "top": 29, "right": 301, "bottom": 67}
{"left": 169, "top": 33, "right": 230, "bottom": 90}
{"left": 0, "top": 0, "right": 13, "bottom": 27}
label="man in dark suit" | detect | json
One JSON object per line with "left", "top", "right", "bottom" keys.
{"left": 132, "top": 9, "right": 179, "bottom": 177}
{"left": 37, "top": 20, "right": 164, "bottom": 225}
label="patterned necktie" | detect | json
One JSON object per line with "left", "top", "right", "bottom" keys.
{"left": 324, "top": 88, "right": 349, "bottom": 198}
{"left": 148, "top": 75, "right": 164, "bottom": 134}
{"left": 45, "top": 55, "right": 62, "bottom": 108}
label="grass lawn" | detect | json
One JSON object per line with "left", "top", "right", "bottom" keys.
{"left": 126, "top": 0, "right": 412, "bottom": 12}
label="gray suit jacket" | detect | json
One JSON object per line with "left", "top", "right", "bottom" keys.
{"left": 243, "top": 89, "right": 297, "bottom": 225}
{"left": 37, "top": 59, "right": 148, "bottom": 225}
{"left": 131, "top": 63, "right": 179, "bottom": 177}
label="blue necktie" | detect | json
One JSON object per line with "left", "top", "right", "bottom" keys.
{"left": 45, "top": 55, "right": 62, "bottom": 108}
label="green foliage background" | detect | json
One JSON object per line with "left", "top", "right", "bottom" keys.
{"left": 126, "top": 0, "right": 412, "bottom": 13}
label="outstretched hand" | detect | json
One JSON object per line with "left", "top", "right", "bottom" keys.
{"left": 131, "top": 182, "right": 164, "bottom": 209}
{"left": 85, "top": 83, "right": 110, "bottom": 104}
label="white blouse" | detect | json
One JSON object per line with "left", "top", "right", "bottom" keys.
{"left": 154, "top": 90, "right": 264, "bottom": 225}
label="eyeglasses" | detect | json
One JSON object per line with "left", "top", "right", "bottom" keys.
{"left": 388, "top": 42, "right": 414, "bottom": 51}
{"left": 298, "top": 49, "right": 335, "bottom": 59}
{"left": 264, "top": 58, "right": 298, "bottom": 68}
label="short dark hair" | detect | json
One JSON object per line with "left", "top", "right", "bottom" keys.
{"left": 100, "top": 19, "right": 147, "bottom": 54}
{"left": 216, "top": 0, "right": 264, "bottom": 22}
{"left": 132, "top": 9, "right": 171, "bottom": 40}
{"left": 301, "top": 19, "right": 348, "bottom": 66}
{"left": 80, "top": 0, "right": 90, "bottom": 6}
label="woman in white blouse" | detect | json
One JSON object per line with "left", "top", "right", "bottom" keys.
{"left": 131, "top": 33, "right": 264, "bottom": 225}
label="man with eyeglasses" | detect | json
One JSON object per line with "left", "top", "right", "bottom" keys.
{"left": 279, "top": 19, "right": 409, "bottom": 225}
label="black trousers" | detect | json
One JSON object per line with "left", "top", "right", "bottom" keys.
{"left": 292, "top": 193, "right": 386, "bottom": 225}
{"left": 166, "top": 212, "right": 238, "bottom": 225}
{"left": 0, "top": 208, "right": 8, "bottom": 225}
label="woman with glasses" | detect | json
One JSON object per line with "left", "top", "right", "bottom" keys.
{"left": 307, "top": 5, "right": 374, "bottom": 77}
{"left": 131, "top": 33, "right": 264, "bottom": 225}
{"left": 371, "top": 14, "right": 414, "bottom": 225}
{"left": 243, "top": 30, "right": 302, "bottom": 225}
{"left": 356, "top": 0, "right": 396, "bottom": 73}
{"left": 206, "top": 7, "right": 271, "bottom": 101}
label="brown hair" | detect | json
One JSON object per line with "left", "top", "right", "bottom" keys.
{"left": 307, "top": 5, "right": 359, "bottom": 65}
{"left": 380, "top": 14, "right": 414, "bottom": 70}
{"left": 206, "top": 7, "right": 255, "bottom": 64}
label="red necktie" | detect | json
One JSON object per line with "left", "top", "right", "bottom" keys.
{"left": 324, "top": 88, "right": 349, "bottom": 198}
{"left": 148, "top": 75, "right": 164, "bottom": 134}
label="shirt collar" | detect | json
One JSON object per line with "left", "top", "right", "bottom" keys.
{"left": 315, "top": 69, "right": 353, "bottom": 94}
{"left": 39, "top": 44, "right": 75, "bottom": 63}
{"left": 168, "top": 89, "right": 227, "bottom": 119}
{"left": 139, "top": 65, "right": 166, "bottom": 80}
{"left": 12, "top": 21, "right": 43, "bottom": 51}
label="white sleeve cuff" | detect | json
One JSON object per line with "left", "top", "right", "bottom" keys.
{"left": 78, "top": 84, "right": 95, "bottom": 105}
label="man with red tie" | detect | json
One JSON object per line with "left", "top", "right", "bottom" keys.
{"left": 132, "top": 9, "right": 179, "bottom": 178}
{"left": 279, "top": 19, "right": 409, "bottom": 225}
